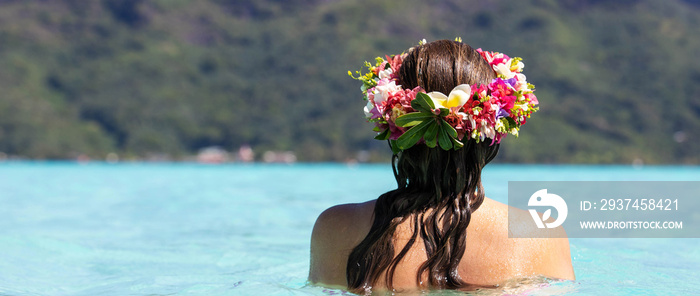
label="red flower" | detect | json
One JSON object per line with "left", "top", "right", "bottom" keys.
{"left": 444, "top": 114, "right": 466, "bottom": 140}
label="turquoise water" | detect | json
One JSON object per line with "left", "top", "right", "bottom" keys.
{"left": 0, "top": 162, "right": 699, "bottom": 295}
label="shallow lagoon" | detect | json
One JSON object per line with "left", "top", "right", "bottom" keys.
{"left": 0, "top": 163, "right": 698, "bottom": 295}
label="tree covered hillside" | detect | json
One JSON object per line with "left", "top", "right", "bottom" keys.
{"left": 0, "top": 0, "right": 698, "bottom": 163}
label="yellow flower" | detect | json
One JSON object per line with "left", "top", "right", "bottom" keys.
{"left": 426, "top": 84, "right": 472, "bottom": 112}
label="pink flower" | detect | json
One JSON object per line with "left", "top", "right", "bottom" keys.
{"left": 386, "top": 54, "right": 404, "bottom": 73}
{"left": 380, "top": 87, "right": 423, "bottom": 140}
{"left": 491, "top": 55, "right": 510, "bottom": 67}
{"left": 493, "top": 132, "right": 506, "bottom": 144}
{"left": 476, "top": 48, "right": 494, "bottom": 63}
{"left": 476, "top": 48, "right": 510, "bottom": 67}
{"left": 470, "top": 84, "right": 489, "bottom": 103}
{"left": 369, "top": 104, "right": 383, "bottom": 121}
{"left": 488, "top": 79, "right": 515, "bottom": 99}
{"left": 495, "top": 95, "right": 516, "bottom": 113}
{"left": 372, "top": 79, "right": 401, "bottom": 110}
{"left": 385, "top": 87, "right": 418, "bottom": 114}
{"left": 525, "top": 92, "right": 538, "bottom": 105}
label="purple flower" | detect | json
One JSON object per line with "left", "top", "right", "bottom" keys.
{"left": 497, "top": 108, "right": 510, "bottom": 119}
{"left": 505, "top": 78, "right": 517, "bottom": 89}
{"left": 370, "top": 105, "right": 383, "bottom": 120}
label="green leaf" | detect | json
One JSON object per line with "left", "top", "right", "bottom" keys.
{"left": 438, "top": 126, "right": 453, "bottom": 150}
{"left": 390, "top": 140, "right": 401, "bottom": 154}
{"left": 451, "top": 137, "right": 464, "bottom": 150}
{"left": 424, "top": 121, "right": 439, "bottom": 148}
{"left": 506, "top": 117, "right": 517, "bottom": 129}
{"left": 395, "top": 112, "right": 434, "bottom": 127}
{"left": 396, "top": 120, "right": 432, "bottom": 150}
{"left": 439, "top": 108, "right": 449, "bottom": 116}
{"left": 411, "top": 93, "right": 435, "bottom": 113}
{"left": 374, "top": 128, "right": 390, "bottom": 140}
{"left": 440, "top": 119, "right": 458, "bottom": 138}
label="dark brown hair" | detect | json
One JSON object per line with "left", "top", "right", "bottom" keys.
{"left": 347, "top": 40, "right": 500, "bottom": 292}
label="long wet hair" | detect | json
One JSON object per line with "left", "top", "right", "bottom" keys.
{"left": 347, "top": 40, "right": 500, "bottom": 292}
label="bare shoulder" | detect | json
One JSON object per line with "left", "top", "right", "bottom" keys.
{"left": 505, "top": 200, "right": 575, "bottom": 281}
{"left": 313, "top": 201, "right": 375, "bottom": 235}
{"left": 464, "top": 198, "right": 574, "bottom": 283}
{"left": 308, "top": 200, "right": 376, "bottom": 287}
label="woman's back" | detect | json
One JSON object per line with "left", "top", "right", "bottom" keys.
{"left": 309, "top": 39, "right": 573, "bottom": 293}
{"left": 309, "top": 197, "right": 574, "bottom": 292}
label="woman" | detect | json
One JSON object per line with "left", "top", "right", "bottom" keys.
{"left": 309, "top": 39, "right": 574, "bottom": 294}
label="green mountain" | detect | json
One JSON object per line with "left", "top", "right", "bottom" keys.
{"left": 0, "top": 0, "right": 698, "bottom": 163}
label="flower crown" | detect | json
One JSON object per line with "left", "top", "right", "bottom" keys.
{"left": 350, "top": 38, "right": 539, "bottom": 152}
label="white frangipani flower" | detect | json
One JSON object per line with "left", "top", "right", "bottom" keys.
{"left": 493, "top": 62, "right": 516, "bottom": 79}
{"left": 426, "top": 84, "right": 471, "bottom": 112}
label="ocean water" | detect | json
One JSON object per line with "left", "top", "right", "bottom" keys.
{"left": 0, "top": 162, "right": 699, "bottom": 295}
